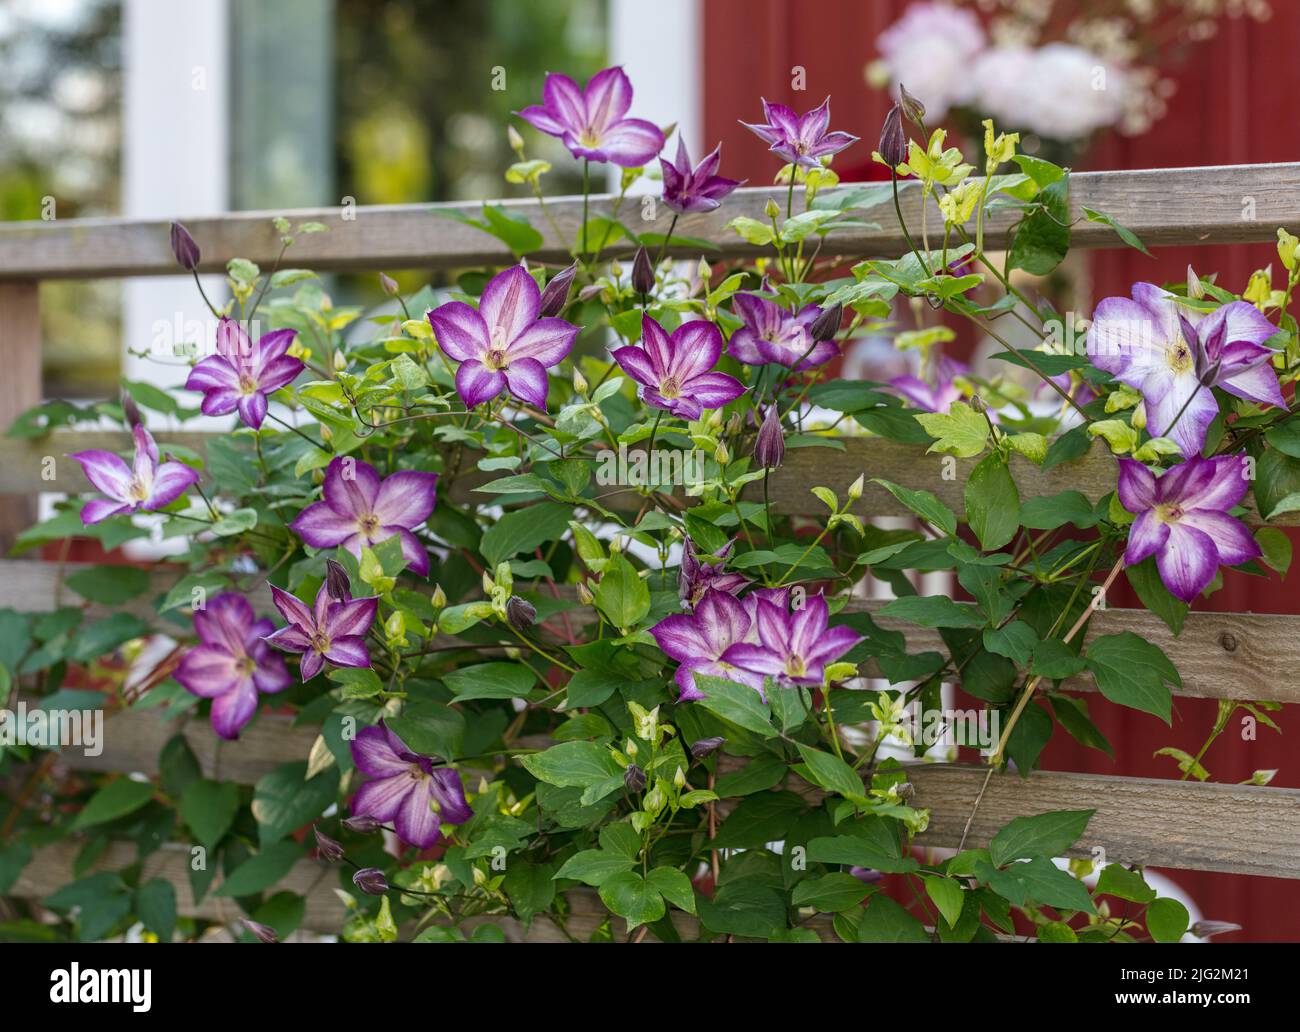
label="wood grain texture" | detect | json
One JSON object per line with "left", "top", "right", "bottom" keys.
{"left": 0, "top": 164, "right": 1294, "bottom": 280}
{"left": 3, "top": 557, "right": 1297, "bottom": 704}
{"left": 0, "top": 282, "right": 42, "bottom": 550}
{"left": 12, "top": 840, "right": 348, "bottom": 933}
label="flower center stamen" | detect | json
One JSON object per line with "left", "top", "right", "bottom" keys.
{"left": 358, "top": 513, "right": 380, "bottom": 536}
{"left": 1156, "top": 502, "right": 1185, "bottom": 525}
{"left": 1168, "top": 337, "right": 1194, "bottom": 374}
{"left": 484, "top": 348, "right": 509, "bottom": 372}
{"left": 238, "top": 371, "right": 259, "bottom": 395}
{"left": 660, "top": 376, "right": 682, "bottom": 399}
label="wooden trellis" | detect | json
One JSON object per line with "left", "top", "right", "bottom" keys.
{"left": 2, "top": 164, "right": 1299, "bottom": 937}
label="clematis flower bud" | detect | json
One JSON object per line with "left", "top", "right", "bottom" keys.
{"left": 631, "top": 246, "right": 655, "bottom": 296}
{"left": 754, "top": 407, "right": 785, "bottom": 470}
{"left": 313, "top": 825, "right": 345, "bottom": 863}
{"left": 810, "top": 301, "right": 843, "bottom": 342}
{"left": 878, "top": 104, "right": 907, "bottom": 169}
{"left": 506, "top": 595, "right": 536, "bottom": 632}
{"left": 538, "top": 261, "right": 578, "bottom": 317}
{"left": 379, "top": 272, "right": 400, "bottom": 297}
{"left": 240, "top": 919, "right": 280, "bottom": 944}
{"left": 577, "top": 582, "right": 595, "bottom": 604}
{"left": 120, "top": 390, "right": 142, "bottom": 429}
{"left": 1191, "top": 920, "right": 1242, "bottom": 939}
{"left": 623, "top": 764, "right": 647, "bottom": 792}
{"left": 352, "top": 867, "right": 389, "bottom": 896}
{"left": 430, "top": 584, "right": 447, "bottom": 610}
{"left": 898, "top": 84, "right": 926, "bottom": 127}
{"left": 690, "top": 736, "right": 725, "bottom": 760}
{"left": 341, "top": 814, "right": 382, "bottom": 834}
{"left": 170, "top": 221, "right": 200, "bottom": 271}
{"left": 507, "top": 125, "right": 525, "bottom": 156}
{"left": 325, "top": 559, "right": 352, "bottom": 603}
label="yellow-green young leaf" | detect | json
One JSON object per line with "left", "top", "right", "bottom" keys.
{"left": 1132, "top": 436, "right": 1183, "bottom": 462}
{"left": 569, "top": 521, "right": 606, "bottom": 565}
{"left": 376, "top": 896, "right": 398, "bottom": 942}
{"left": 403, "top": 318, "right": 433, "bottom": 340}
{"left": 505, "top": 159, "right": 551, "bottom": 185}
{"left": 359, "top": 546, "right": 396, "bottom": 593}
{"left": 1104, "top": 383, "right": 1142, "bottom": 412}
{"left": 1006, "top": 432, "right": 1047, "bottom": 464}
{"left": 725, "top": 216, "right": 775, "bottom": 246}
{"left": 810, "top": 486, "right": 839, "bottom": 511}
{"left": 915, "top": 402, "right": 989, "bottom": 458}
{"left": 1088, "top": 419, "right": 1139, "bottom": 455}
{"left": 924, "top": 874, "right": 965, "bottom": 928}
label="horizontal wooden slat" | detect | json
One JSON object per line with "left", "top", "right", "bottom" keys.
{"left": 11, "top": 840, "right": 347, "bottom": 934}
{"left": 3, "top": 557, "right": 1297, "bottom": 704}
{"left": 5, "top": 431, "right": 1294, "bottom": 528}
{"left": 0, "top": 164, "right": 1294, "bottom": 280}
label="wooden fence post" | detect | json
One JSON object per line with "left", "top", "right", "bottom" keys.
{"left": 0, "top": 281, "right": 42, "bottom": 553}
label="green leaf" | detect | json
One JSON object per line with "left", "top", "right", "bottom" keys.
{"left": 598, "top": 871, "right": 665, "bottom": 929}
{"left": 1252, "top": 446, "right": 1300, "bottom": 520}
{"left": 1008, "top": 177, "right": 1070, "bottom": 275}
{"left": 554, "top": 849, "right": 636, "bottom": 887}
{"left": 503, "top": 861, "right": 556, "bottom": 929}
{"left": 870, "top": 478, "right": 957, "bottom": 535}
{"left": 1146, "top": 897, "right": 1190, "bottom": 943}
{"left": 592, "top": 555, "right": 650, "bottom": 630}
{"left": 1019, "top": 490, "right": 1100, "bottom": 531}
{"left": 965, "top": 453, "right": 1020, "bottom": 550}
{"left": 694, "top": 675, "right": 777, "bottom": 738}
{"left": 134, "top": 879, "right": 177, "bottom": 941}
{"left": 385, "top": 702, "right": 465, "bottom": 760}
{"left": 1257, "top": 525, "right": 1293, "bottom": 574}
{"left": 520, "top": 741, "right": 622, "bottom": 789}
{"left": 1084, "top": 631, "right": 1179, "bottom": 723}
{"left": 915, "top": 402, "right": 990, "bottom": 458}
{"left": 479, "top": 502, "right": 572, "bottom": 566}
{"left": 69, "top": 614, "right": 151, "bottom": 663}
{"left": 1031, "top": 639, "right": 1086, "bottom": 679}
{"left": 443, "top": 661, "right": 538, "bottom": 701}
{"left": 1013, "top": 857, "right": 1094, "bottom": 912}
{"left": 73, "top": 778, "right": 156, "bottom": 829}
{"left": 795, "top": 744, "right": 864, "bottom": 798}
{"left": 64, "top": 565, "right": 151, "bottom": 604}
{"left": 923, "top": 874, "right": 965, "bottom": 927}
{"left": 877, "top": 595, "right": 984, "bottom": 629}
{"left": 1095, "top": 863, "right": 1156, "bottom": 904}
{"left": 696, "top": 881, "right": 786, "bottom": 938}
{"left": 713, "top": 754, "right": 787, "bottom": 797}
{"left": 179, "top": 778, "right": 239, "bottom": 849}
{"left": 1124, "top": 556, "right": 1188, "bottom": 636}
{"left": 989, "top": 809, "right": 1094, "bottom": 866}
{"left": 326, "top": 666, "right": 384, "bottom": 699}
{"left": 856, "top": 894, "right": 929, "bottom": 942}
{"left": 983, "top": 620, "right": 1038, "bottom": 666}
{"left": 215, "top": 840, "right": 303, "bottom": 897}
{"left": 646, "top": 867, "right": 696, "bottom": 914}
{"left": 251, "top": 762, "right": 340, "bottom": 846}
{"left": 791, "top": 873, "right": 871, "bottom": 913}
{"left": 1081, "top": 206, "right": 1151, "bottom": 257}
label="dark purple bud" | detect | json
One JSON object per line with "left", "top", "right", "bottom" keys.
{"left": 325, "top": 559, "right": 352, "bottom": 603}
{"left": 505, "top": 594, "right": 536, "bottom": 632}
{"left": 379, "top": 272, "right": 400, "bottom": 297}
{"left": 240, "top": 918, "right": 280, "bottom": 944}
{"left": 170, "top": 221, "right": 200, "bottom": 271}
{"left": 341, "top": 813, "right": 381, "bottom": 834}
{"left": 352, "top": 867, "right": 389, "bottom": 896}
{"left": 810, "top": 302, "right": 843, "bottom": 342}
{"left": 690, "top": 736, "right": 725, "bottom": 760}
{"left": 1191, "top": 920, "right": 1242, "bottom": 939}
{"left": 898, "top": 84, "right": 926, "bottom": 127}
{"left": 313, "top": 825, "right": 345, "bottom": 863}
{"left": 850, "top": 866, "right": 883, "bottom": 884}
{"left": 631, "top": 246, "right": 655, "bottom": 296}
{"left": 623, "top": 764, "right": 646, "bottom": 792}
{"left": 878, "top": 104, "right": 908, "bottom": 169}
{"left": 754, "top": 407, "right": 785, "bottom": 470}
{"left": 120, "top": 390, "right": 142, "bottom": 429}
{"left": 538, "top": 261, "right": 578, "bottom": 317}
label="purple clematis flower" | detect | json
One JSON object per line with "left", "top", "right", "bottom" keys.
{"left": 888, "top": 355, "right": 968, "bottom": 414}
{"left": 1087, "top": 283, "right": 1284, "bottom": 457}
{"left": 660, "top": 138, "right": 744, "bottom": 214}
{"left": 349, "top": 721, "right": 473, "bottom": 849}
{"left": 290, "top": 457, "right": 439, "bottom": 576}
{"left": 679, "top": 537, "right": 751, "bottom": 608}
{"left": 651, "top": 588, "right": 765, "bottom": 701}
{"left": 184, "top": 317, "right": 304, "bottom": 429}
{"left": 175, "top": 593, "right": 292, "bottom": 740}
{"left": 69, "top": 424, "right": 200, "bottom": 525}
{"left": 728, "top": 293, "right": 835, "bottom": 369}
{"left": 427, "top": 265, "right": 579, "bottom": 411}
{"left": 264, "top": 581, "right": 379, "bottom": 682}
{"left": 1118, "top": 454, "right": 1260, "bottom": 603}
{"left": 517, "top": 66, "right": 664, "bottom": 167}
{"left": 612, "top": 315, "right": 746, "bottom": 420}
{"left": 721, "top": 593, "right": 862, "bottom": 688}
{"left": 740, "top": 97, "right": 859, "bottom": 168}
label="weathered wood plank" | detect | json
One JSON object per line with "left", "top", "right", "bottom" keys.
{"left": 4, "top": 430, "right": 1293, "bottom": 528}
{"left": 0, "top": 164, "right": 1294, "bottom": 280}
{"left": 0, "top": 282, "right": 42, "bottom": 551}
{"left": 12, "top": 840, "right": 348, "bottom": 934}
{"left": 3, "top": 557, "right": 1298, "bottom": 705}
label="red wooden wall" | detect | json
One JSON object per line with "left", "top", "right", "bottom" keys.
{"left": 703, "top": 0, "right": 1300, "bottom": 941}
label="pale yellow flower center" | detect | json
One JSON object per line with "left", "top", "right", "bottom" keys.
{"left": 1155, "top": 502, "right": 1185, "bottom": 525}
{"left": 1167, "top": 335, "right": 1194, "bottom": 375}
{"left": 660, "top": 376, "right": 682, "bottom": 399}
